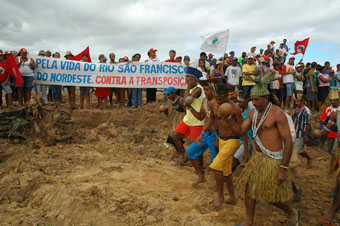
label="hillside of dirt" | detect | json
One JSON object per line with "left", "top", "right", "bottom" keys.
{"left": 0, "top": 93, "right": 337, "bottom": 226}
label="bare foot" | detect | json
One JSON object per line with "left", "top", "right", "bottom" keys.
{"left": 210, "top": 184, "right": 217, "bottom": 192}
{"left": 192, "top": 177, "right": 206, "bottom": 187}
{"left": 224, "top": 196, "right": 237, "bottom": 205}
{"left": 307, "top": 159, "right": 312, "bottom": 169}
{"left": 212, "top": 196, "right": 224, "bottom": 207}
{"left": 288, "top": 209, "right": 300, "bottom": 225}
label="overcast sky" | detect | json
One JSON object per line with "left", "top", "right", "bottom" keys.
{"left": 1, "top": 0, "right": 339, "bottom": 65}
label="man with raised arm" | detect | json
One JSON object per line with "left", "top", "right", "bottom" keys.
{"left": 230, "top": 73, "right": 301, "bottom": 226}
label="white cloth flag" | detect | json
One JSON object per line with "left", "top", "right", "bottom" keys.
{"left": 200, "top": 29, "right": 229, "bottom": 53}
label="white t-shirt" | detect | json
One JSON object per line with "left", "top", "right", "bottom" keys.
{"left": 282, "top": 64, "right": 295, "bottom": 84}
{"left": 225, "top": 66, "right": 242, "bottom": 86}
{"left": 145, "top": 57, "right": 160, "bottom": 62}
{"left": 278, "top": 48, "right": 288, "bottom": 58}
{"left": 198, "top": 67, "right": 208, "bottom": 80}
{"left": 18, "top": 57, "right": 34, "bottom": 76}
{"left": 270, "top": 70, "right": 281, "bottom": 90}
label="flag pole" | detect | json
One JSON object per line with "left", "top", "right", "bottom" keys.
{"left": 222, "top": 30, "right": 229, "bottom": 83}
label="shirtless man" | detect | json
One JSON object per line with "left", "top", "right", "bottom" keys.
{"left": 186, "top": 80, "right": 217, "bottom": 186}
{"left": 197, "top": 83, "right": 243, "bottom": 206}
{"left": 229, "top": 78, "right": 300, "bottom": 225}
{"left": 313, "top": 110, "right": 340, "bottom": 225}
{"left": 171, "top": 67, "right": 204, "bottom": 165}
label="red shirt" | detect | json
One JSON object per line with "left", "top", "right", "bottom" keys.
{"left": 320, "top": 106, "right": 338, "bottom": 138}
{"left": 0, "top": 65, "right": 6, "bottom": 82}
{"left": 165, "top": 59, "right": 178, "bottom": 63}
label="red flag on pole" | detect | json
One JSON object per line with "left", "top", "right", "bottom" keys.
{"left": 291, "top": 38, "right": 310, "bottom": 55}
{"left": 70, "top": 46, "right": 92, "bottom": 62}
{"left": 1, "top": 54, "right": 23, "bottom": 88}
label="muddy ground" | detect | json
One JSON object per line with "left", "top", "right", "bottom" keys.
{"left": 0, "top": 93, "right": 337, "bottom": 226}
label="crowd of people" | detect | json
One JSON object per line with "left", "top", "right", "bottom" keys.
{"left": 0, "top": 38, "right": 339, "bottom": 112}
{"left": 1, "top": 39, "right": 340, "bottom": 225}
{"left": 157, "top": 39, "right": 340, "bottom": 225}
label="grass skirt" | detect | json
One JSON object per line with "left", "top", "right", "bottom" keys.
{"left": 236, "top": 152, "right": 294, "bottom": 203}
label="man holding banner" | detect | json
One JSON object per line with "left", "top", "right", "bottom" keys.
{"left": 80, "top": 53, "right": 91, "bottom": 109}
{"left": 145, "top": 48, "right": 160, "bottom": 103}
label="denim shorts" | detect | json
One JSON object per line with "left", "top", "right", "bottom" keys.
{"left": 0, "top": 82, "right": 13, "bottom": 94}
{"left": 285, "top": 82, "right": 294, "bottom": 97}
{"left": 80, "top": 87, "right": 90, "bottom": 95}
{"left": 18, "top": 76, "right": 34, "bottom": 88}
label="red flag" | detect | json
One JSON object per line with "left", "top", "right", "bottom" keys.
{"left": 1, "top": 54, "right": 23, "bottom": 88}
{"left": 291, "top": 38, "right": 310, "bottom": 55}
{"left": 70, "top": 46, "right": 92, "bottom": 63}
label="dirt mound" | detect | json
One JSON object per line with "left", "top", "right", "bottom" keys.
{"left": 0, "top": 94, "right": 337, "bottom": 225}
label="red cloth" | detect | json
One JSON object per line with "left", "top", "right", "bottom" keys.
{"left": 278, "top": 69, "right": 285, "bottom": 88}
{"left": 165, "top": 59, "right": 178, "bottom": 63}
{"left": 320, "top": 106, "right": 338, "bottom": 138}
{"left": 174, "top": 120, "right": 203, "bottom": 141}
{"left": 95, "top": 88, "right": 110, "bottom": 98}
{"left": 0, "top": 70, "right": 6, "bottom": 82}
{"left": 292, "top": 38, "right": 310, "bottom": 55}
{"left": 70, "top": 46, "right": 92, "bottom": 63}
{"left": 1, "top": 55, "right": 23, "bottom": 88}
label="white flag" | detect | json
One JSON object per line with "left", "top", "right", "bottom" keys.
{"left": 200, "top": 29, "right": 229, "bottom": 53}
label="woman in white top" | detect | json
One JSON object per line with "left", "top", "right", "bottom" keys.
{"left": 197, "top": 59, "right": 209, "bottom": 80}
{"left": 16, "top": 48, "right": 35, "bottom": 105}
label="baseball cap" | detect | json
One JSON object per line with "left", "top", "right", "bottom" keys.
{"left": 260, "top": 48, "right": 264, "bottom": 51}
{"left": 296, "top": 63, "right": 304, "bottom": 68}
{"left": 20, "top": 48, "right": 28, "bottom": 53}
{"left": 148, "top": 48, "right": 157, "bottom": 53}
{"left": 4, "top": 51, "right": 10, "bottom": 55}
{"left": 164, "top": 86, "right": 176, "bottom": 95}
{"left": 183, "top": 55, "right": 190, "bottom": 61}
{"left": 208, "top": 53, "right": 214, "bottom": 57}
{"left": 271, "top": 40, "right": 275, "bottom": 43}
{"left": 233, "top": 57, "right": 238, "bottom": 61}
{"left": 248, "top": 56, "right": 254, "bottom": 59}
{"left": 123, "top": 56, "right": 129, "bottom": 61}
{"left": 289, "top": 56, "right": 295, "bottom": 59}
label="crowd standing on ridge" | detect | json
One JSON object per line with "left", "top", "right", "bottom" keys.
{"left": 1, "top": 38, "right": 340, "bottom": 225}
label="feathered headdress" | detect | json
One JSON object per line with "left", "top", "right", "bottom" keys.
{"left": 244, "top": 72, "right": 275, "bottom": 97}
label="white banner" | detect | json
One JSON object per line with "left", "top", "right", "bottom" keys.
{"left": 34, "top": 57, "right": 187, "bottom": 89}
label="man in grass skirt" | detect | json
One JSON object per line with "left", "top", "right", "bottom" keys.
{"left": 229, "top": 73, "right": 301, "bottom": 226}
